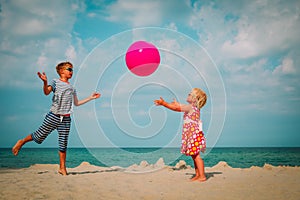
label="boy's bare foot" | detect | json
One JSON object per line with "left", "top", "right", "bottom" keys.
{"left": 12, "top": 140, "right": 24, "bottom": 156}
{"left": 58, "top": 168, "right": 68, "bottom": 176}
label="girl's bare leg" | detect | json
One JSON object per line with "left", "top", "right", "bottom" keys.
{"left": 197, "top": 155, "right": 206, "bottom": 181}
{"left": 191, "top": 159, "right": 200, "bottom": 181}
{"left": 58, "top": 151, "right": 68, "bottom": 175}
{"left": 191, "top": 154, "right": 206, "bottom": 182}
{"left": 12, "top": 134, "right": 33, "bottom": 156}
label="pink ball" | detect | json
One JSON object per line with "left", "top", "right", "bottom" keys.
{"left": 125, "top": 41, "right": 160, "bottom": 76}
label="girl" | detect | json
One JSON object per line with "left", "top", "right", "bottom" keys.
{"left": 154, "top": 88, "right": 207, "bottom": 182}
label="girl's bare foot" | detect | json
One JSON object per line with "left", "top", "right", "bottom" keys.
{"left": 198, "top": 177, "right": 207, "bottom": 182}
{"left": 12, "top": 140, "right": 24, "bottom": 156}
{"left": 190, "top": 176, "right": 207, "bottom": 182}
{"left": 190, "top": 176, "right": 200, "bottom": 181}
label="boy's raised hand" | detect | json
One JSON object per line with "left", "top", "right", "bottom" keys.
{"left": 37, "top": 72, "right": 48, "bottom": 83}
{"left": 91, "top": 92, "right": 101, "bottom": 99}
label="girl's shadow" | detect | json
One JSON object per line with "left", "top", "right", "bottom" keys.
{"left": 187, "top": 171, "right": 222, "bottom": 180}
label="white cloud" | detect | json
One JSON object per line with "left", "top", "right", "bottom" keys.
{"left": 186, "top": 0, "right": 300, "bottom": 75}
{"left": 165, "top": 22, "right": 178, "bottom": 31}
{"left": 223, "top": 55, "right": 299, "bottom": 113}
{"left": 0, "top": 1, "right": 76, "bottom": 38}
{"left": 87, "top": 12, "right": 97, "bottom": 18}
{"left": 192, "top": 0, "right": 300, "bottom": 60}
{"left": 186, "top": 0, "right": 300, "bottom": 114}
{"left": 273, "top": 57, "right": 296, "bottom": 75}
{"left": 221, "top": 10, "right": 300, "bottom": 59}
{"left": 36, "top": 54, "right": 48, "bottom": 68}
{"left": 65, "top": 45, "right": 77, "bottom": 61}
{"left": 104, "top": 0, "right": 193, "bottom": 27}
{"left": 105, "top": 1, "right": 161, "bottom": 26}
{"left": 0, "top": 0, "right": 83, "bottom": 88}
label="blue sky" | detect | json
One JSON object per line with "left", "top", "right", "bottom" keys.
{"left": 0, "top": 0, "right": 299, "bottom": 148}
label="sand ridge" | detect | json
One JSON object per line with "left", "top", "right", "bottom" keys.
{"left": 0, "top": 159, "right": 299, "bottom": 200}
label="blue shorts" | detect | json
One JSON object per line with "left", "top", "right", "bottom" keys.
{"left": 31, "top": 112, "right": 71, "bottom": 152}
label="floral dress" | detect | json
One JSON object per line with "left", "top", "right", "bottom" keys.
{"left": 181, "top": 106, "right": 206, "bottom": 156}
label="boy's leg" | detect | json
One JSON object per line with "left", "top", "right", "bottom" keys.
{"left": 32, "top": 112, "right": 60, "bottom": 144}
{"left": 13, "top": 112, "right": 59, "bottom": 156}
{"left": 57, "top": 116, "right": 71, "bottom": 175}
{"left": 12, "top": 134, "right": 33, "bottom": 156}
{"left": 58, "top": 151, "right": 67, "bottom": 175}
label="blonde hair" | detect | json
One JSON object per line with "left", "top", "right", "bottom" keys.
{"left": 192, "top": 88, "right": 207, "bottom": 109}
{"left": 56, "top": 61, "right": 73, "bottom": 75}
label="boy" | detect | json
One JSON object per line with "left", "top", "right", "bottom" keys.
{"left": 12, "top": 61, "right": 100, "bottom": 175}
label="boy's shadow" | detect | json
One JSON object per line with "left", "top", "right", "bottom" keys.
{"left": 68, "top": 170, "right": 102, "bottom": 175}
{"left": 186, "top": 171, "right": 222, "bottom": 180}
{"left": 67, "top": 168, "right": 120, "bottom": 175}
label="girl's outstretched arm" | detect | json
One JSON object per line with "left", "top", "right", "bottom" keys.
{"left": 154, "top": 97, "right": 191, "bottom": 112}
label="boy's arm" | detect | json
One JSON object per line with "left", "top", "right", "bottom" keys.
{"left": 42, "top": 82, "right": 52, "bottom": 95}
{"left": 37, "top": 72, "right": 52, "bottom": 95}
{"left": 74, "top": 92, "right": 101, "bottom": 106}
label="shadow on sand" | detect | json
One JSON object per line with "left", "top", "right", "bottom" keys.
{"left": 186, "top": 171, "right": 223, "bottom": 180}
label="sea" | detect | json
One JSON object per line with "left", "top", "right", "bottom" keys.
{"left": 1, "top": 147, "right": 300, "bottom": 169}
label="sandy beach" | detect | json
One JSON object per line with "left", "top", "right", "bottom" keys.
{"left": 0, "top": 159, "right": 299, "bottom": 200}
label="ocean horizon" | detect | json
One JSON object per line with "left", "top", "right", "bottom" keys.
{"left": 1, "top": 147, "right": 300, "bottom": 169}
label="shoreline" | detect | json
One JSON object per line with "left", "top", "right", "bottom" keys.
{"left": 2, "top": 147, "right": 300, "bottom": 170}
{"left": 1, "top": 160, "right": 299, "bottom": 200}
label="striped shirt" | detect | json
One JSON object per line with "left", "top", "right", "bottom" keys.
{"left": 50, "top": 79, "right": 77, "bottom": 115}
